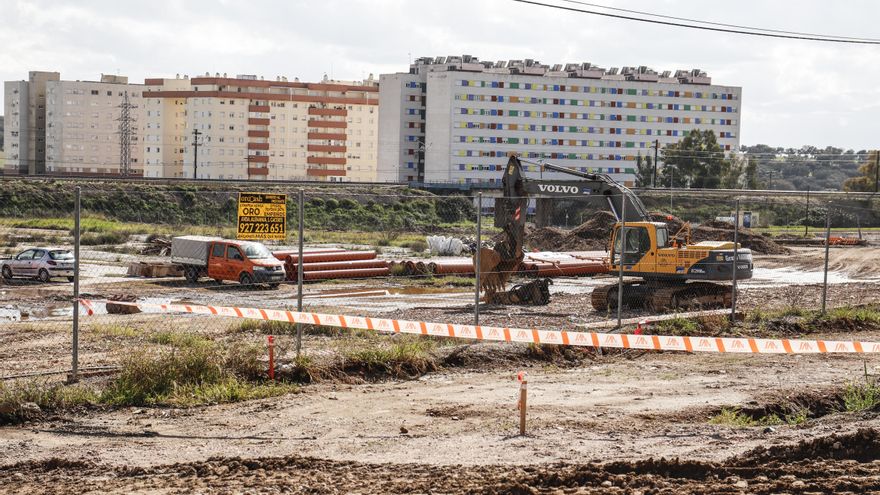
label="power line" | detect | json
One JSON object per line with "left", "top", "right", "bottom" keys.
{"left": 557, "top": 0, "right": 880, "bottom": 42}
{"left": 514, "top": 0, "right": 880, "bottom": 45}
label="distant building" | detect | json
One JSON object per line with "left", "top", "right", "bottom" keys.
{"left": 379, "top": 56, "right": 742, "bottom": 186}
{"left": 3, "top": 71, "right": 145, "bottom": 176}
{"left": 4, "top": 71, "right": 59, "bottom": 175}
{"left": 0, "top": 115, "right": 5, "bottom": 151}
{"left": 142, "top": 74, "right": 379, "bottom": 181}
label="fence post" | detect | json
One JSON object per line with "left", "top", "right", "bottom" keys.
{"left": 474, "top": 193, "right": 482, "bottom": 326}
{"left": 296, "top": 189, "right": 304, "bottom": 357}
{"left": 71, "top": 186, "right": 81, "bottom": 383}
{"left": 821, "top": 207, "right": 831, "bottom": 314}
{"left": 730, "top": 199, "right": 739, "bottom": 322}
{"left": 617, "top": 196, "right": 626, "bottom": 329}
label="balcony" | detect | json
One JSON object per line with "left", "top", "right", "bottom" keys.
{"left": 248, "top": 105, "right": 270, "bottom": 112}
{"left": 307, "top": 156, "right": 346, "bottom": 165}
{"left": 248, "top": 118, "right": 270, "bottom": 126}
{"left": 247, "top": 155, "right": 269, "bottom": 163}
{"left": 307, "top": 119, "right": 346, "bottom": 128}
{"left": 248, "top": 130, "right": 270, "bottom": 138}
{"left": 308, "top": 107, "right": 347, "bottom": 117}
{"left": 307, "top": 168, "right": 346, "bottom": 177}
{"left": 247, "top": 142, "right": 269, "bottom": 150}
{"left": 307, "top": 144, "right": 346, "bottom": 153}
{"left": 248, "top": 167, "right": 269, "bottom": 176}
{"left": 307, "top": 132, "right": 346, "bottom": 141}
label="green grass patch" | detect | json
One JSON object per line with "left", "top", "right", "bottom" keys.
{"left": 843, "top": 381, "right": 880, "bottom": 412}
{"left": 342, "top": 337, "right": 438, "bottom": 378}
{"left": 709, "top": 407, "right": 808, "bottom": 427}
{"left": 148, "top": 331, "right": 212, "bottom": 348}
{"left": 0, "top": 380, "right": 98, "bottom": 425}
{"left": 101, "top": 341, "right": 283, "bottom": 406}
{"left": 654, "top": 317, "right": 701, "bottom": 336}
{"left": 89, "top": 324, "right": 140, "bottom": 339}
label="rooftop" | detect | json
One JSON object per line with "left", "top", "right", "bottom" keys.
{"left": 410, "top": 55, "right": 712, "bottom": 85}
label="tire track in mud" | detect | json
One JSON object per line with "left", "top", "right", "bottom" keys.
{"left": 2, "top": 429, "right": 879, "bottom": 494}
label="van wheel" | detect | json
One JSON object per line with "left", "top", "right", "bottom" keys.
{"left": 239, "top": 272, "right": 253, "bottom": 287}
{"left": 1, "top": 266, "right": 12, "bottom": 280}
{"left": 38, "top": 269, "right": 51, "bottom": 283}
{"left": 184, "top": 266, "right": 200, "bottom": 283}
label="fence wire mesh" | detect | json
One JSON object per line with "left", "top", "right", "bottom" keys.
{"left": 0, "top": 184, "right": 878, "bottom": 386}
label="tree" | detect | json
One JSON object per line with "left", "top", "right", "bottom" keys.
{"left": 744, "top": 156, "right": 759, "bottom": 189}
{"left": 720, "top": 155, "right": 744, "bottom": 189}
{"left": 843, "top": 150, "right": 879, "bottom": 192}
{"left": 659, "top": 129, "right": 726, "bottom": 188}
{"left": 634, "top": 153, "right": 653, "bottom": 187}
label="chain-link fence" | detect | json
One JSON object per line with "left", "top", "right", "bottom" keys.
{"left": 1, "top": 183, "right": 878, "bottom": 385}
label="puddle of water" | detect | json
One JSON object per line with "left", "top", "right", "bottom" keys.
{"left": 307, "top": 286, "right": 469, "bottom": 299}
{"left": 749, "top": 267, "right": 878, "bottom": 286}
{"left": 0, "top": 308, "right": 22, "bottom": 322}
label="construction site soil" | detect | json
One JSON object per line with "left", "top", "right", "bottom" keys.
{"left": 526, "top": 211, "right": 790, "bottom": 255}
{"left": 3, "top": 428, "right": 880, "bottom": 494}
{"left": 2, "top": 245, "right": 879, "bottom": 493}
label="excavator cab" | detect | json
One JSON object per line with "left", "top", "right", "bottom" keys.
{"left": 609, "top": 222, "right": 667, "bottom": 270}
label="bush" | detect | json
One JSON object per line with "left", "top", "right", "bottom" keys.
{"left": 79, "top": 231, "right": 128, "bottom": 245}
{"left": 408, "top": 240, "right": 428, "bottom": 253}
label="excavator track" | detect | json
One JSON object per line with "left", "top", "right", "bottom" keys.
{"left": 590, "top": 281, "right": 643, "bottom": 311}
{"left": 645, "top": 282, "right": 732, "bottom": 312}
{"left": 591, "top": 281, "right": 733, "bottom": 312}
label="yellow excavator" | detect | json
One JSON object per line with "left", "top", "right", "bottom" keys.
{"left": 476, "top": 156, "right": 753, "bottom": 311}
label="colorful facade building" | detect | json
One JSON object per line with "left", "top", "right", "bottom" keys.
{"left": 379, "top": 56, "right": 741, "bottom": 186}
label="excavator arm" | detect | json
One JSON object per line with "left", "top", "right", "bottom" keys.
{"left": 477, "top": 155, "right": 648, "bottom": 303}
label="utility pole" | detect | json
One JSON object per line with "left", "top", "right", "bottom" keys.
{"left": 874, "top": 150, "right": 879, "bottom": 193}
{"left": 804, "top": 185, "right": 811, "bottom": 236}
{"left": 192, "top": 128, "right": 202, "bottom": 179}
{"left": 652, "top": 139, "right": 659, "bottom": 188}
{"left": 117, "top": 91, "right": 137, "bottom": 176}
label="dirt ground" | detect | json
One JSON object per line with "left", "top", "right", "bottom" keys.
{"left": 2, "top": 245, "right": 880, "bottom": 493}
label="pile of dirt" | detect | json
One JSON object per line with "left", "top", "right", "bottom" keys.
{"left": 526, "top": 210, "right": 787, "bottom": 255}
{"left": 5, "top": 430, "right": 880, "bottom": 494}
{"left": 650, "top": 212, "right": 790, "bottom": 255}
{"left": 526, "top": 211, "right": 616, "bottom": 251}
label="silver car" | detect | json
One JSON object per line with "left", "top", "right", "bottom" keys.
{"left": 1, "top": 248, "right": 75, "bottom": 283}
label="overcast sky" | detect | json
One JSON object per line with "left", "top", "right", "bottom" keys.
{"left": 2, "top": 0, "right": 879, "bottom": 150}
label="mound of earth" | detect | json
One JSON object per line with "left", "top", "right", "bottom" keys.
{"left": 525, "top": 211, "right": 616, "bottom": 251}
{"left": 526, "top": 211, "right": 787, "bottom": 255}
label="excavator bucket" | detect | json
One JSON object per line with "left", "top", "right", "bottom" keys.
{"left": 474, "top": 247, "right": 502, "bottom": 300}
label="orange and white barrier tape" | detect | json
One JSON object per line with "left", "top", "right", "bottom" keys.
{"left": 80, "top": 299, "right": 880, "bottom": 355}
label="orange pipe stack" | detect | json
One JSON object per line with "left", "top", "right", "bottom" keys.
{"left": 275, "top": 249, "right": 389, "bottom": 281}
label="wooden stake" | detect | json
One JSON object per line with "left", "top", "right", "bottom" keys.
{"left": 518, "top": 372, "right": 528, "bottom": 436}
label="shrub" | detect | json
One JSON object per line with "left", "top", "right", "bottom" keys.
{"left": 407, "top": 240, "right": 428, "bottom": 253}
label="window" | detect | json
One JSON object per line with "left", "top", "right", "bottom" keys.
{"left": 212, "top": 243, "right": 225, "bottom": 257}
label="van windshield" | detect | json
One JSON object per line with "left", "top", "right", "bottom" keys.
{"left": 242, "top": 243, "right": 273, "bottom": 260}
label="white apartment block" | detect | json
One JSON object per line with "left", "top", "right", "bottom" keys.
{"left": 379, "top": 56, "right": 742, "bottom": 186}
{"left": 4, "top": 71, "right": 59, "bottom": 175}
{"left": 142, "top": 74, "right": 379, "bottom": 181}
{"left": 4, "top": 72, "right": 145, "bottom": 176}
{"left": 45, "top": 75, "right": 145, "bottom": 176}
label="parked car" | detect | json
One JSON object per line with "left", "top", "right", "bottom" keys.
{"left": 170, "top": 236, "right": 285, "bottom": 288}
{"left": 0, "top": 248, "right": 75, "bottom": 283}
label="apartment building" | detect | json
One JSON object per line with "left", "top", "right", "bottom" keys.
{"left": 3, "top": 72, "right": 144, "bottom": 176}
{"left": 4, "top": 71, "right": 59, "bottom": 175}
{"left": 45, "top": 75, "right": 145, "bottom": 176}
{"left": 379, "top": 56, "right": 742, "bottom": 186}
{"left": 141, "top": 74, "right": 379, "bottom": 181}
